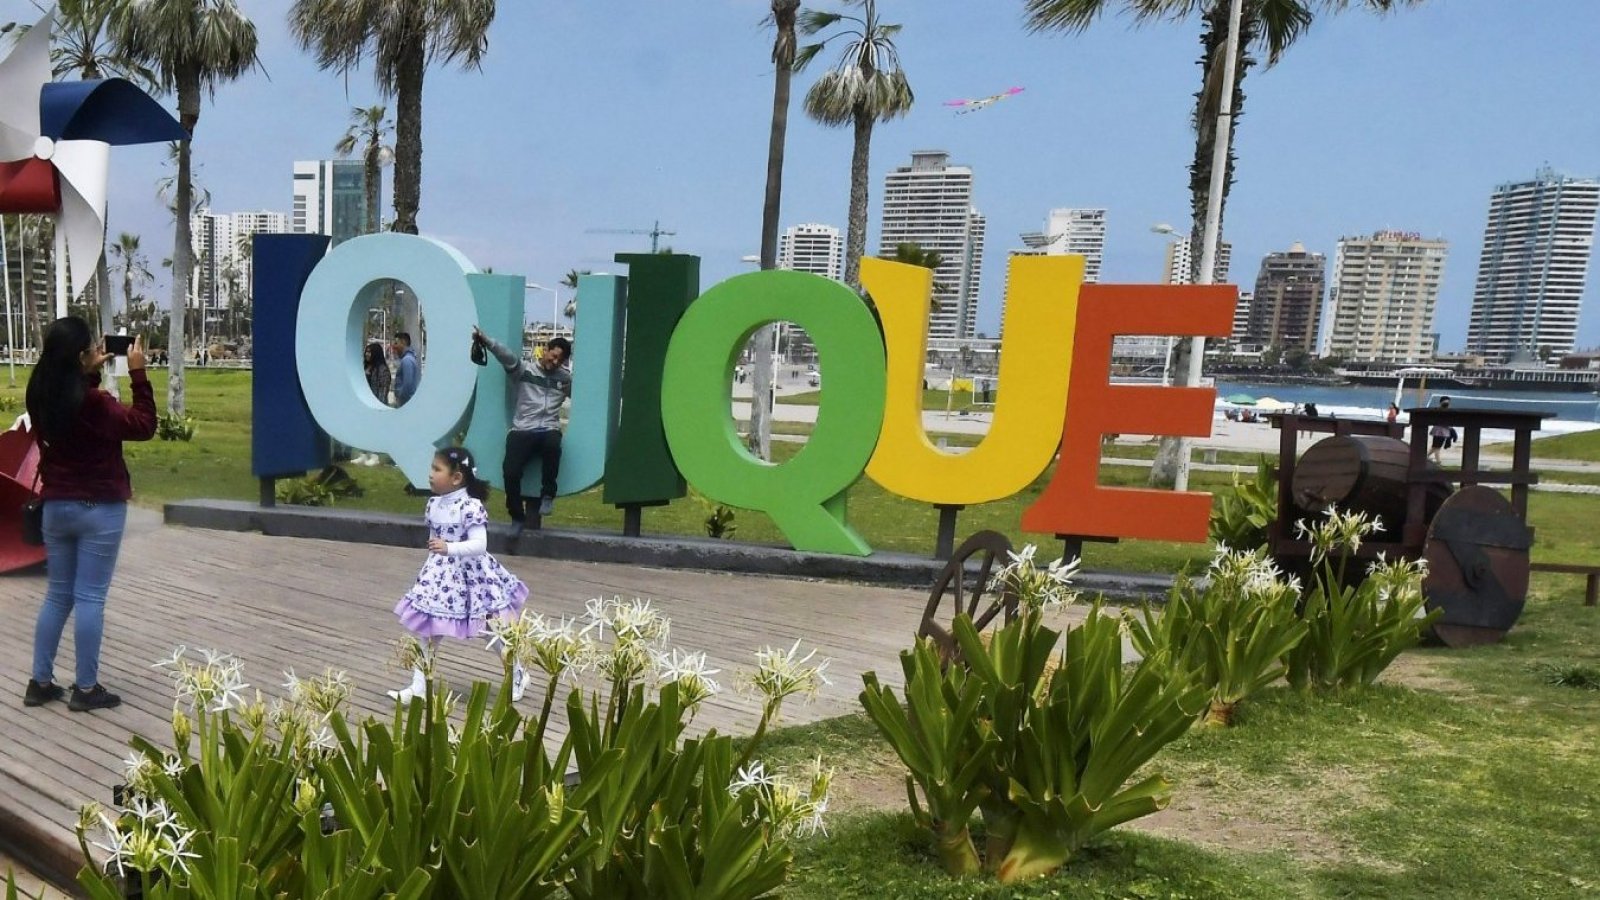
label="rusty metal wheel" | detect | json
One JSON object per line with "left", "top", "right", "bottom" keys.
{"left": 918, "top": 530, "right": 1019, "bottom": 666}
{"left": 1423, "top": 485, "right": 1532, "bottom": 647}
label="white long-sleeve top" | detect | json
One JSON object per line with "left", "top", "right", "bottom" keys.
{"left": 445, "top": 524, "right": 487, "bottom": 557}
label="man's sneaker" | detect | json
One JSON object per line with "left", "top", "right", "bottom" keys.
{"left": 538, "top": 496, "right": 555, "bottom": 517}
{"left": 68, "top": 684, "right": 122, "bottom": 712}
{"left": 510, "top": 520, "right": 527, "bottom": 541}
{"left": 23, "top": 679, "right": 64, "bottom": 707}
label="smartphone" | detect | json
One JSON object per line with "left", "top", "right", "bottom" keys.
{"left": 104, "top": 335, "right": 134, "bottom": 356}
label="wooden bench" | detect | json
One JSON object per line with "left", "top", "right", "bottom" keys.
{"left": 1530, "top": 562, "right": 1600, "bottom": 607}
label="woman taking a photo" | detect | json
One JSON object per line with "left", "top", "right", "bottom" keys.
{"left": 23, "top": 318, "right": 156, "bottom": 712}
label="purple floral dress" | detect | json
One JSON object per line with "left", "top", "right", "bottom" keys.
{"left": 394, "top": 489, "right": 527, "bottom": 639}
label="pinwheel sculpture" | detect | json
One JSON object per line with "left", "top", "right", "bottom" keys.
{"left": 0, "top": 11, "right": 187, "bottom": 315}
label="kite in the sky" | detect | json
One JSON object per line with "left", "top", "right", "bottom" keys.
{"left": 943, "top": 86, "right": 1025, "bottom": 114}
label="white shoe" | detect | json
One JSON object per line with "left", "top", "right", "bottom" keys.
{"left": 387, "top": 668, "right": 426, "bottom": 703}
{"left": 510, "top": 664, "right": 530, "bottom": 702}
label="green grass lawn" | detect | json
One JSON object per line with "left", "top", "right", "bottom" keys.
{"left": 5, "top": 368, "right": 1593, "bottom": 577}
{"left": 0, "top": 369, "right": 1221, "bottom": 572}
{"left": 784, "top": 387, "right": 986, "bottom": 413}
{"left": 755, "top": 567, "right": 1600, "bottom": 899}
{"left": 1519, "top": 426, "right": 1600, "bottom": 461}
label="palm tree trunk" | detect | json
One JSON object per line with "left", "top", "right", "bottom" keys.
{"left": 843, "top": 108, "right": 874, "bottom": 290}
{"left": 391, "top": 39, "right": 425, "bottom": 237}
{"left": 750, "top": 1, "right": 800, "bottom": 462}
{"left": 1150, "top": 4, "right": 1256, "bottom": 487}
{"left": 365, "top": 146, "right": 381, "bottom": 235}
{"left": 97, "top": 234, "right": 119, "bottom": 399}
{"left": 169, "top": 70, "right": 201, "bottom": 417}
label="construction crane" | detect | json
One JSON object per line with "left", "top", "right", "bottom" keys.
{"left": 586, "top": 220, "right": 677, "bottom": 253}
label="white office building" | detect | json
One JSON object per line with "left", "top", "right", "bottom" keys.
{"left": 1466, "top": 168, "right": 1600, "bottom": 362}
{"left": 191, "top": 209, "right": 290, "bottom": 336}
{"left": 778, "top": 223, "right": 844, "bottom": 281}
{"left": 292, "top": 159, "right": 375, "bottom": 246}
{"left": 1163, "top": 235, "right": 1233, "bottom": 285}
{"left": 1326, "top": 231, "right": 1448, "bottom": 363}
{"left": 878, "top": 150, "right": 986, "bottom": 340}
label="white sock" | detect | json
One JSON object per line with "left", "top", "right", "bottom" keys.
{"left": 387, "top": 667, "right": 426, "bottom": 702}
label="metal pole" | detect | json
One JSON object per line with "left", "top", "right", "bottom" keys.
{"left": 53, "top": 226, "right": 67, "bottom": 318}
{"left": 1174, "top": 0, "right": 1243, "bottom": 493}
{"left": 1, "top": 217, "right": 14, "bottom": 383}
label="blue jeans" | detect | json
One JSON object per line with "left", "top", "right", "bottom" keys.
{"left": 32, "top": 501, "right": 128, "bottom": 688}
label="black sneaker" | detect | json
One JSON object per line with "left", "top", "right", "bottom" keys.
{"left": 68, "top": 684, "right": 122, "bottom": 712}
{"left": 23, "top": 679, "right": 65, "bottom": 707}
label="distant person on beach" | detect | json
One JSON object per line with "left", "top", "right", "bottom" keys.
{"left": 1387, "top": 403, "right": 1400, "bottom": 423}
{"left": 1429, "top": 396, "right": 1457, "bottom": 462}
{"left": 24, "top": 319, "right": 156, "bottom": 713}
{"left": 388, "top": 447, "right": 529, "bottom": 704}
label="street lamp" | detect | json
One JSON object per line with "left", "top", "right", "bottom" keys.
{"left": 1150, "top": 223, "right": 1178, "bottom": 386}
{"left": 526, "top": 283, "right": 559, "bottom": 334}
{"left": 1168, "top": 0, "right": 1243, "bottom": 493}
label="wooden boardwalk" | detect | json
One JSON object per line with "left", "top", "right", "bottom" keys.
{"left": 0, "top": 508, "right": 987, "bottom": 891}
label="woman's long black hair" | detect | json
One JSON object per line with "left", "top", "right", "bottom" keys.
{"left": 26, "top": 317, "right": 95, "bottom": 442}
{"left": 364, "top": 341, "right": 386, "bottom": 370}
{"left": 435, "top": 446, "right": 490, "bottom": 502}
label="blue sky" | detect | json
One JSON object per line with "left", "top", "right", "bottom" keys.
{"left": 7, "top": 0, "right": 1599, "bottom": 349}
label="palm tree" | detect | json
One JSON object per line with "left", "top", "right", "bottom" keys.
{"left": 110, "top": 0, "right": 260, "bottom": 416}
{"left": 5, "top": 0, "right": 155, "bottom": 83}
{"left": 797, "top": 0, "right": 913, "bottom": 290}
{"left": 290, "top": 0, "right": 496, "bottom": 237}
{"left": 558, "top": 267, "right": 589, "bottom": 320}
{"left": 1024, "top": 0, "right": 1420, "bottom": 484}
{"left": 108, "top": 231, "right": 152, "bottom": 327}
{"left": 335, "top": 103, "right": 393, "bottom": 236}
{"left": 889, "top": 241, "right": 949, "bottom": 311}
{"left": 747, "top": 1, "right": 803, "bottom": 461}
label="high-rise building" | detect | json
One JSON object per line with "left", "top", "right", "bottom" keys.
{"left": 879, "top": 150, "right": 986, "bottom": 340}
{"left": 1249, "top": 243, "right": 1326, "bottom": 353}
{"left": 292, "top": 159, "right": 376, "bottom": 246}
{"left": 192, "top": 209, "right": 290, "bottom": 333}
{"left": 1226, "top": 290, "right": 1255, "bottom": 352}
{"left": 1014, "top": 208, "right": 1107, "bottom": 282}
{"left": 778, "top": 223, "right": 843, "bottom": 281}
{"left": 1466, "top": 168, "right": 1600, "bottom": 362}
{"left": 1325, "top": 231, "right": 1448, "bottom": 363}
{"left": 1162, "top": 235, "right": 1232, "bottom": 285}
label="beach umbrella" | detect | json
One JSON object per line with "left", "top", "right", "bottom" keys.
{"left": 1225, "top": 392, "right": 1257, "bottom": 405}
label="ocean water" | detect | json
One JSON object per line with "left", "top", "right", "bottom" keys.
{"left": 1212, "top": 379, "right": 1600, "bottom": 442}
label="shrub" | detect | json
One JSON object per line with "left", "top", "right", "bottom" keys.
{"left": 72, "top": 601, "right": 833, "bottom": 900}
{"left": 1538, "top": 662, "right": 1600, "bottom": 691}
{"left": 1129, "top": 546, "right": 1309, "bottom": 727}
{"left": 1208, "top": 458, "right": 1277, "bottom": 552}
{"left": 156, "top": 412, "right": 196, "bottom": 442}
{"left": 275, "top": 467, "right": 362, "bottom": 508}
{"left": 858, "top": 549, "right": 1208, "bottom": 884}
{"left": 1284, "top": 509, "right": 1439, "bottom": 691}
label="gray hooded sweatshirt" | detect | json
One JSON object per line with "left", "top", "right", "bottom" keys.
{"left": 483, "top": 336, "right": 571, "bottom": 432}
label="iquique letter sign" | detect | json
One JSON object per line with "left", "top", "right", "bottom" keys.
{"left": 251, "top": 233, "right": 1235, "bottom": 557}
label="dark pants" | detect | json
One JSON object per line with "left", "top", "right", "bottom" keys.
{"left": 504, "top": 429, "right": 562, "bottom": 521}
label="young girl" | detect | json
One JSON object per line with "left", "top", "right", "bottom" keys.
{"left": 390, "top": 447, "right": 530, "bottom": 702}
